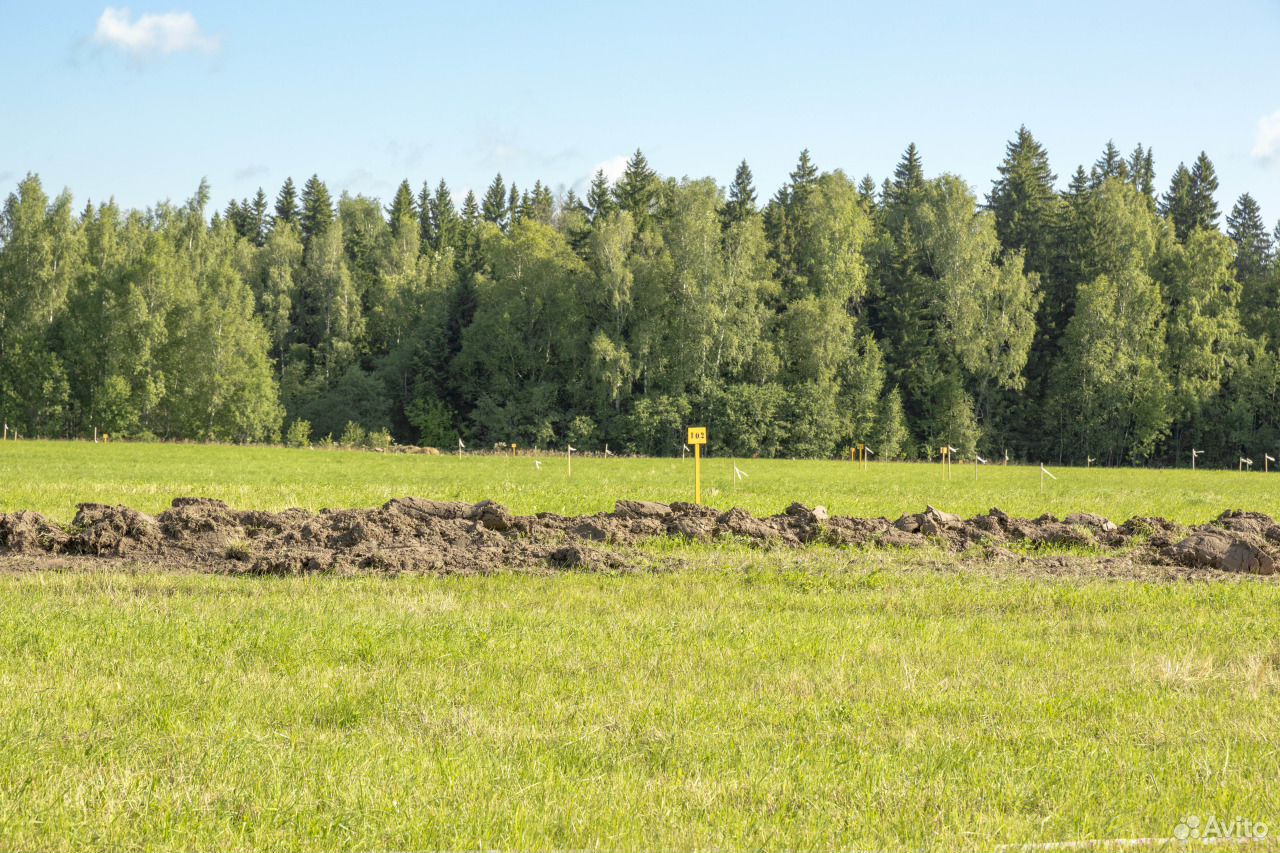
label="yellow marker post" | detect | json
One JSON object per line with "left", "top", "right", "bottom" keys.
{"left": 940, "top": 446, "right": 950, "bottom": 480}
{"left": 687, "top": 427, "right": 707, "bottom": 505}
{"left": 512, "top": 443, "right": 517, "bottom": 458}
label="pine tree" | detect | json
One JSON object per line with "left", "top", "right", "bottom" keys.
{"left": 274, "top": 177, "right": 300, "bottom": 227}
{"left": 481, "top": 173, "right": 507, "bottom": 227}
{"left": 387, "top": 180, "right": 417, "bottom": 238}
{"left": 722, "top": 159, "right": 757, "bottom": 227}
{"left": 586, "top": 170, "right": 615, "bottom": 222}
{"left": 299, "top": 174, "right": 334, "bottom": 245}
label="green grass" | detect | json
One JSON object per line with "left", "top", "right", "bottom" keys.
{"left": 1, "top": 552, "right": 1278, "bottom": 851}
{"left": 2, "top": 440, "right": 1279, "bottom": 850}
{"left": 0, "top": 439, "right": 1275, "bottom": 523}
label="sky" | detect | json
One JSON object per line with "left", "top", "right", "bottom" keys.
{"left": 4, "top": 0, "right": 1280, "bottom": 223}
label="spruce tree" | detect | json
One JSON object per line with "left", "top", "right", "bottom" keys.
{"left": 1160, "top": 164, "right": 1195, "bottom": 240}
{"left": 1188, "top": 151, "right": 1221, "bottom": 233}
{"left": 524, "top": 180, "right": 554, "bottom": 224}
{"left": 1067, "top": 165, "right": 1090, "bottom": 198}
{"left": 429, "top": 180, "right": 461, "bottom": 254}
{"left": 613, "top": 149, "right": 659, "bottom": 223}
{"left": 459, "top": 190, "right": 482, "bottom": 274}
{"left": 417, "top": 181, "right": 435, "bottom": 250}
{"left": 274, "top": 177, "right": 299, "bottom": 227}
{"left": 764, "top": 149, "right": 823, "bottom": 296}
{"left": 299, "top": 174, "right": 334, "bottom": 245}
{"left": 248, "top": 188, "right": 269, "bottom": 246}
{"left": 722, "top": 159, "right": 757, "bottom": 227}
{"left": 1092, "top": 140, "right": 1125, "bottom": 185}
{"left": 586, "top": 170, "right": 615, "bottom": 221}
{"left": 1228, "top": 193, "right": 1272, "bottom": 281}
{"left": 1228, "top": 193, "right": 1274, "bottom": 336}
{"left": 481, "top": 174, "right": 507, "bottom": 227}
{"left": 387, "top": 180, "right": 417, "bottom": 238}
{"left": 857, "top": 175, "right": 878, "bottom": 207}
{"left": 884, "top": 144, "right": 925, "bottom": 208}
{"left": 224, "top": 199, "right": 244, "bottom": 237}
{"left": 988, "top": 125, "right": 1057, "bottom": 275}
{"left": 786, "top": 149, "right": 820, "bottom": 209}
{"left": 1128, "top": 144, "right": 1155, "bottom": 205}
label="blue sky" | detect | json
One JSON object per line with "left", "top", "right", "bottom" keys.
{"left": 5, "top": 0, "right": 1280, "bottom": 222}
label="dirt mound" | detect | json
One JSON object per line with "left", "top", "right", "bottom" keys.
{"left": 0, "top": 499, "right": 1277, "bottom": 578}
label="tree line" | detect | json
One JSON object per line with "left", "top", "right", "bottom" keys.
{"left": 2, "top": 128, "right": 1278, "bottom": 466}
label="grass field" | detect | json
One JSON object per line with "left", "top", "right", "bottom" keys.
{"left": 1, "top": 440, "right": 1279, "bottom": 851}
{"left": 0, "top": 439, "right": 1276, "bottom": 523}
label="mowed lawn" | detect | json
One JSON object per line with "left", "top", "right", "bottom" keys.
{"left": 1, "top": 438, "right": 1277, "bottom": 523}
{"left": 1, "top": 441, "right": 1279, "bottom": 850}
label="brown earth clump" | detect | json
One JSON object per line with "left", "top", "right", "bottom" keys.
{"left": 0, "top": 499, "right": 1276, "bottom": 578}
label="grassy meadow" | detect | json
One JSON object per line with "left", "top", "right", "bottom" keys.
{"left": 0, "top": 438, "right": 1276, "bottom": 523}
{"left": 2, "top": 554, "right": 1279, "bottom": 851}
{"left": 1, "top": 440, "right": 1279, "bottom": 851}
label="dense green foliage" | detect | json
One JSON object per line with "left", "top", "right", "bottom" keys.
{"left": 3, "top": 132, "right": 1278, "bottom": 464}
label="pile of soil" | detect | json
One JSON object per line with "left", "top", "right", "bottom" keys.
{"left": 0, "top": 497, "right": 1277, "bottom": 577}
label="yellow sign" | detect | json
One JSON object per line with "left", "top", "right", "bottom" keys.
{"left": 686, "top": 427, "right": 707, "bottom": 504}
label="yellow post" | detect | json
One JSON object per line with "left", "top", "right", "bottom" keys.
{"left": 694, "top": 443, "right": 701, "bottom": 505}
{"left": 687, "top": 427, "right": 707, "bottom": 505}
{"left": 512, "top": 443, "right": 517, "bottom": 458}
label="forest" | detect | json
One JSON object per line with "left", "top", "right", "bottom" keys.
{"left": 1, "top": 129, "right": 1277, "bottom": 465}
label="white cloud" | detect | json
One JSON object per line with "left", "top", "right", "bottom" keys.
{"left": 1252, "top": 110, "right": 1280, "bottom": 163}
{"left": 568, "top": 154, "right": 629, "bottom": 195}
{"left": 591, "top": 155, "right": 629, "bottom": 185}
{"left": 92, "top": 7, "right": 220, "bottom": 59}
